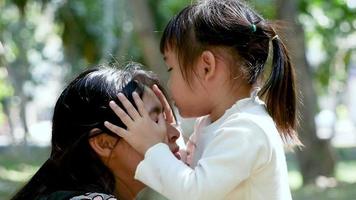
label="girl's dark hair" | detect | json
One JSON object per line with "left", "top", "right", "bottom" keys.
{"left": 160, "top": 0, "right": 300, "bottom": 145}
{"left": 11, "top": 63, "right": 167, "bottom": 199}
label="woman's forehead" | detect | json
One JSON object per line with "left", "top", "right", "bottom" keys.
{"left": 142, "top": 87, "right": 162, "bottom": 114}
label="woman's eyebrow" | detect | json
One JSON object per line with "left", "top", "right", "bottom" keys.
{"left": 148, "top": 105, "right": 163, "bottom": 115}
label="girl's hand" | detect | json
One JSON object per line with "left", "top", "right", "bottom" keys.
{"left": 104, "top": 92, "right": 167, "bottom": 155}
{"left": 152, "top": 84, "right": 175, "bottom": 125}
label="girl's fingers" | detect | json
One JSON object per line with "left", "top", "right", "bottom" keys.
{"left": 104, "top": 121, "right": 129, "bottom": 138}
{"left": 109, "top": 101, "right": 133, "bottom": 127}
{"left": 152, "top": 84, "right": 175, "bottom": 124}
{"left": 152, "top": 85, "right": 170, "bottom": 109}
{"left": 117, "top": 93, "right": 141, "bottom": 119}
{"left": 157, "top": 113, "right": 166, "bottom": 128}
{"left": 132, "top": 92, "right": 148, "bottom": 117}
{"left": 158, "top": 113, "right": 169, "bottom": 144}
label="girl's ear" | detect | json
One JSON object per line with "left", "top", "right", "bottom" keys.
{"left": 89, "top": 132, "right": 117, "bottom": 158}
{"left": 198, "top": 50, "right": 216, "bottom": 81}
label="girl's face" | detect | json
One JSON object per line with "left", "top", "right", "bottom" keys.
{"left": 164, "top": 49, "right": 212, "bottom": 118}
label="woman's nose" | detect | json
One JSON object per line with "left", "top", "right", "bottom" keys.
{"left": 166, "top": 122, "right": 180, "bottom": 143}
{"left": 167, "top": 77, "right": 173, "bottom": 92}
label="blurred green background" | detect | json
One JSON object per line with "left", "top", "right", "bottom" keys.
{"left": 1, "top": 0, "right": 356, "bottom": 199}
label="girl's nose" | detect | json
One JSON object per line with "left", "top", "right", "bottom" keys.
{"left": 166, "top": 122, "right": 180, "bottom": 143}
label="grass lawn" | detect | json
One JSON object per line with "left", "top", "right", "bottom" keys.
{"left": 287, "top": 147, "right": 356, "bottom": 200}
{"left": 0, "top": 146, "right": 355, "bottom": 200}
{"left": 0, "top": 146, "right": 50, "bottom": 199}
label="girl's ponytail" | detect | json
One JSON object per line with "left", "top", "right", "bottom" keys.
{"left": 259, "top": 35, "right": 301, "bottom": 145}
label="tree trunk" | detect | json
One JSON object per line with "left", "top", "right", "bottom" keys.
{"left": 126, "top": 0, "right": 168, "bottom": 85}
{"left": 116, "top": 0, "right": 133, "bottom": 62}
{"left": 6, "top": 65, "right": 30, "bottom": 146}
{"left": 276, "top": 0, "right": 336, "bottom": 184}
{"left": 101, "top": 0, "right": 116, "bottom": 62}
{"left": 0, "top": 41, "right": 15, "bottom": 143}
{"left": 1, "top": 98, "right": 15, "bottom": 142}
{"left": 19, "top": 93, "right": 29, "bottom": 145}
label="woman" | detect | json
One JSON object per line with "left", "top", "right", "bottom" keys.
{"left": 11, "top": 63, "right": 180, "bottom": 200}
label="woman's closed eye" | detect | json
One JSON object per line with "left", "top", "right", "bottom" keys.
{"left": 149, "top": 113, "right": 159, "bottom": 123}
{"left": 149, "top": 106, "right": 162, "bottom": 123}
{"left": 167, "top": 67, "right": 173, "bottom": 72}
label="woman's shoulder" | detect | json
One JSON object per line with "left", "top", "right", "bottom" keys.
{"left": 70, "top": 192, "right": 116, "bottom": 200}
{"left": 38, "top": 191, "right": 117, "bottom": 200}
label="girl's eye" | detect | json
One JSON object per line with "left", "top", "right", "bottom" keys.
{"left": 167, "top": 67, "right": 173, "bottom": 72}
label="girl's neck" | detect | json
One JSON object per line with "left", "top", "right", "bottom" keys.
{"left": 209, "top": 84, "right": 252, "bottom": 122}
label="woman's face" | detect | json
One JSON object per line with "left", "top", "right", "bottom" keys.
{"left": 105, "top": 86, "right": 180, "bottom": 185}
{"left": 137, "top": 86, "right": 180, "bottom": 156}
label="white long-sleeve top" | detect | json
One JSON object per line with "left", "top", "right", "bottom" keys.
{"left": 135, "top": 93, "right": 293, "bottom": 200}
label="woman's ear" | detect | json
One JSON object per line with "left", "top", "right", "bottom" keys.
{"left": 89, "top": 131, "right": 117, "bottom": 158}
{"left": 197, "top": 50, "right": 216, "bottom": 81}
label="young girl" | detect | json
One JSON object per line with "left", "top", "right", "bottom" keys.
{"left": 105, "top": 0, "right": 300, "bottom": 199}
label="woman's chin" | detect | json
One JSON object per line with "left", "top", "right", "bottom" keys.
{"left": 174, "top": 152, "right": 181, "bottom": 160}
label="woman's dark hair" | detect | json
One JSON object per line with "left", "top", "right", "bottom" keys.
{"left": 11, "top": 62, "right": 167, "bottom": 199}
{"left": 160, "top": 0, "right": 300, "bottom": 145}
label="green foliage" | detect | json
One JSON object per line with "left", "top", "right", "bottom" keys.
{"left": 54, "top": 0, "right": 152, "bottom": 76}
{"left": 1, "top": 0, "right": 355, "bottom": 94}
{"left": 299, "top": 0, "right": 356, "bottom": 93}
{"left": 292, "top": 183, "right": 356, "bottom": 200}
{"left": 250, "top": 0, "right": 276, "bottom": 19}
{"left": 0, "top": 79, "right": 13, "bottom": 100}
{"left": 55, "top": 0, "right": 107, "bottom": 72}
{"left": 52, "top": 0, "right": 193, "bottom": 77}
{"left": 148, "top": 0, "right": 192, "bottom": 31}
{"left": 1, "top": 0, "right": 50, "bottom": 92}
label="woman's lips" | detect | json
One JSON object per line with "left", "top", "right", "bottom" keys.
{"left": 172, "top": 147, "right": 181, "bottom": 160}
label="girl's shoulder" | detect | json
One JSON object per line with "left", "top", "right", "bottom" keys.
{"left": 225, "top": 111, "right": 280, "bottom": 142}
{"left": 38, "top": 191, "right": 116, "bottom": 200}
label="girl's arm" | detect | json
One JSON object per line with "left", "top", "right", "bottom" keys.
{"left": 135, "top": 118, "right": 271, "bottom": 200}
{"left": 105, "top": 95, "right": 271, "bottom": 199}
{"left": 135, "top": 120, "right": 271, "bottom": 200}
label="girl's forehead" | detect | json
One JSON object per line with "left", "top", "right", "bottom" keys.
{"left": 163, "top": 49, "right": 179, "bottom": 63}
{"left": 164, "top": 45, "right": 179, "bottom": 55}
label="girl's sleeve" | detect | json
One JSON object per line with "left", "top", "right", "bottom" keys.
{"left": 134, "top": 118, "right": 272, "bottom": 200}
